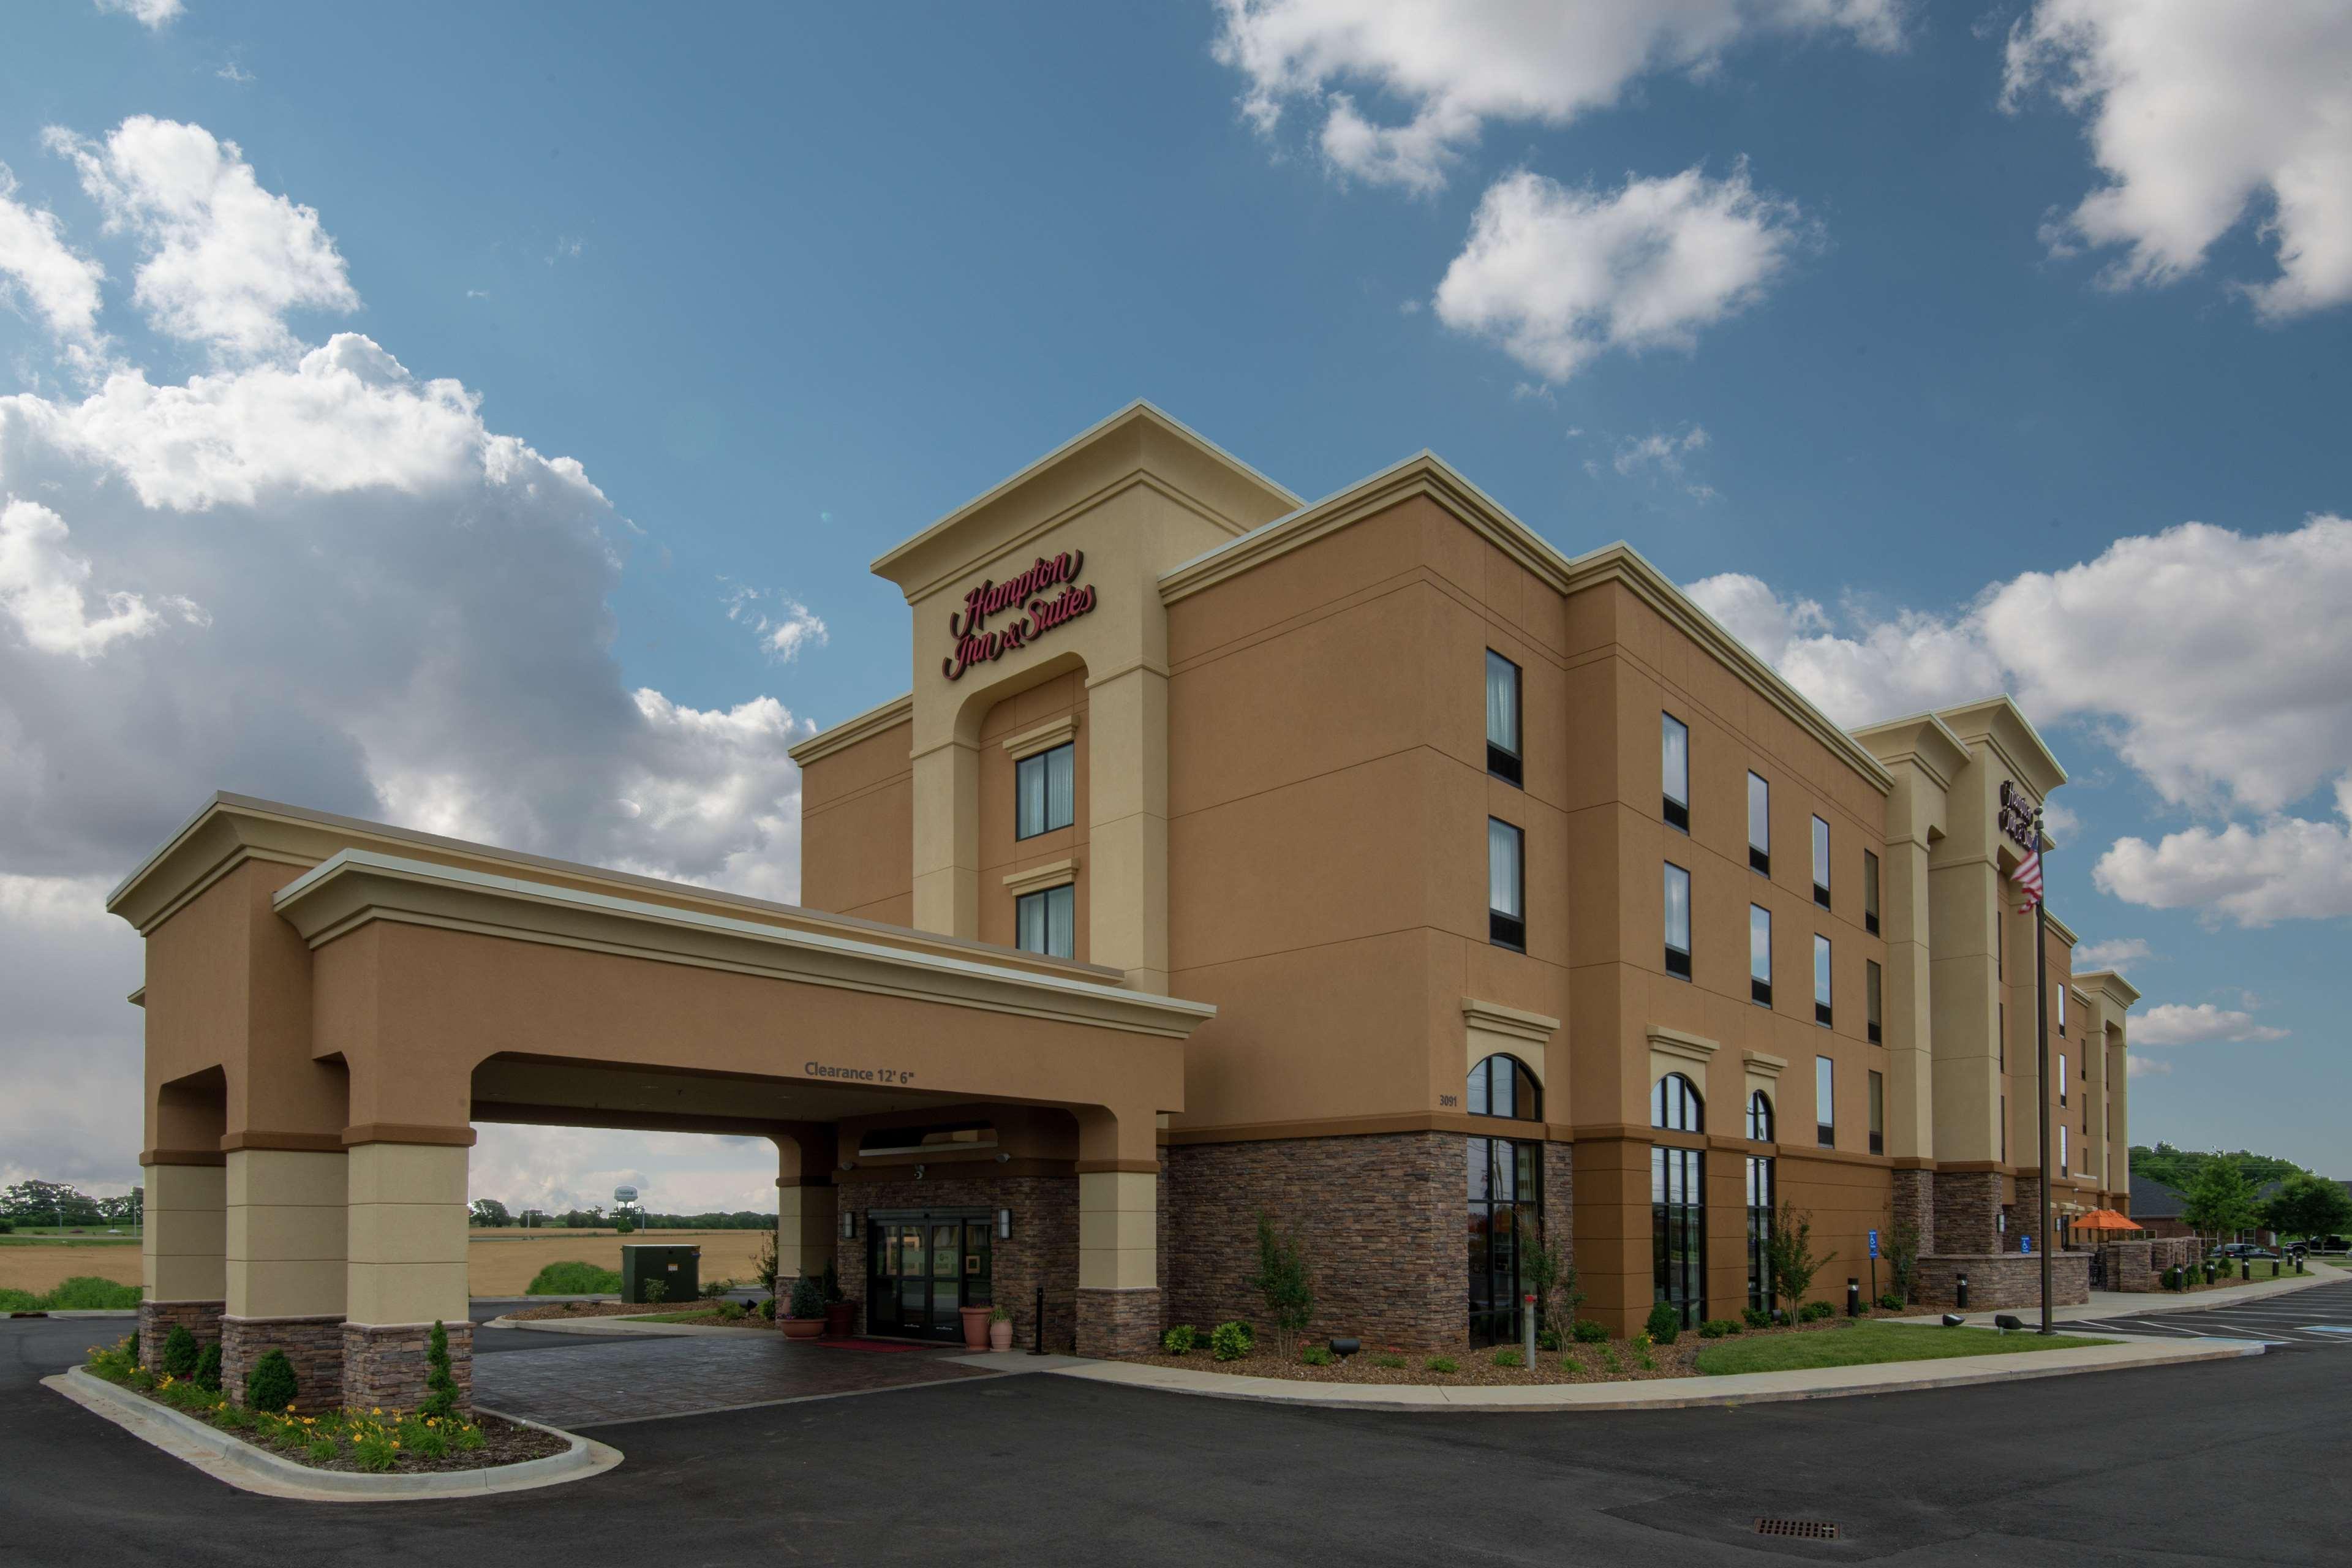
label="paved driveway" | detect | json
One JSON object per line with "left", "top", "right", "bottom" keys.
{"left": 2068, "top": 1277, "right": 2352, "bottom": 1347}
{"left": 473, "top": 1331, "right": 990, "bottom": 1427}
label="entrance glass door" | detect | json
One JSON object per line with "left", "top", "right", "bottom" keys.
{"left": 867, "top": 1214, "right": 993, "bottom": 1341}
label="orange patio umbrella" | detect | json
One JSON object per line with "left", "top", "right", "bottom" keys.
{"left": 2069, "top": 1208, "right": 2144, "bottom": 1233}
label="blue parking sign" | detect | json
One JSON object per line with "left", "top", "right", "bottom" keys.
{"left": 1868, "top": 1229, "right": 1879, "bottom": 1259}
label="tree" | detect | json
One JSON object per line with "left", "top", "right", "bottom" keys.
{"left": 2133, "top": 1144, "right": 2306, "bottom": 1195}
{"left": 2260, "top": 1172, "right": 2352, "bottom": 1243}
{"left": 469, "top": 1198, "right": 511, "bottom": 1228}
{"left": 1766, "top": 1202, "right": 1833, "bottom": 1321}
{"left": 1884, "top": 1216, "right": 1923, "bottom": 1306}
{"left": 1520, "top": 1216, "right": 1582, "bottom": 1344}
{"left": 1, "top": 1180, "right": 101, "bottom": 1226}
{"left": 419, "top": 1320, "right": 461, "bottom": 1420}
{"left": 2184, "top": 1159, "right": 2259, "bottom": 1241}
{"left": 1246, "top": 1213, "right": 1314, "bottom": 1358}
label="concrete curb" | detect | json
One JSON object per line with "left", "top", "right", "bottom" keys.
{"left": 46, "top": 1365, "right": 622, "bottom": 1501}
{"left": 483, "top": 1314, "right": 776, "bottom": 1338}
{"left": 1901, "top": 1265, "right": 2340, "bottom": 1329}
{"left": 1047, "top": 1333, "right": 2264, "bottom": 1414}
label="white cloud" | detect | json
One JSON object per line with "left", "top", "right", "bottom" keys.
{"left": 0, "top": 163, "right": 107, "bottom": 347}
{"left": 46, "top": 116, "right": 358, "bottom": 360}
{"left": 93, "top": 0, "right": 182, "bottom": 26}
{"left": 2038, "top": 799, "right": 2081, "bottom": 841}
{"left": 723, "top": 585, "right": 830, "bottom": 663}
{"left": 2130, "top": 1002, "right": 2288, "bottom": 1047}
{"left": 1608, "top": 424, "right": 1717, "bottom": 500}
{"left": 0, "top": 497, "right": 184, "bottom": 658}
{"left": 2126, "top": 1056, "right": 2169, "bottom": 1079}
{"left": 1433, "top": 164, "right": 1811, "bottom": 382}
{"left": 217, "top": 62, "right": 255, "bottom": 86}
{"left": 1215, "top": 0, "right": 1904, "bottom": 191}
{"left": 469, "top": 1125, "right": 781, "bottom": 1216}
{"left": 2094, "top": 781, "right": 2352, "bottom": 927}
{"left": 2071, "top": 936, "right": 2152, "bottom": 971}
{"left": 1689, "top": 514, "right": 2352, "bottom": 927}
{"left": 2003, "top": 1, "right": 2352, "bottom": 318}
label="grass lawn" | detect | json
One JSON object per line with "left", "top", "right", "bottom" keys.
{"left": 1696, "top": 1321, "right": 2113, "bottom": 1376}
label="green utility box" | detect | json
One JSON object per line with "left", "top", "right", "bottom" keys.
{"left": 621, "top": 1244, "right": 701, "bottom": 1305}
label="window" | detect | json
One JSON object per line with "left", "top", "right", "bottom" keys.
{"left": 1663, "top": 862, "right": 1692, "bottom": 979}
{"left": 1747, "top": 773, "right": 1771, "bottom": 875}
{"left": 1748, "top": 905, "right": 1773, "bottom": 1006}
{"left": 1469, "top": 1136, "right": 1540, "bottom": 1347}
{"left": 1999, "top": 1003, "right": 2005, "bottom": 1070}
{"left": 1866, "top": 960, "right": 1883, "bottom": 1045}
{"left": 1014, "top": 883, "right": 1075, "bottom": 959}
{"left": 2058, "top": 983, "right": 2067, "bottom": 1036}
{"left": 1653, "top": 1072, "right": 1703, "bottom": 1133}
{"left": 1014, "top": 742, "right": 1076, "bottom": 839}
{"left": 1469, "top": 1055, "right": 1540, "bottom": 1121}
{"left": 1996, "top": 907, "right": 2004, "bottom": 981}
{"left": 1488, "top": 819, "right": 1525, "bottom": 950}
{"left": 1811, "top": 816, "right": 1831, "bottom": 909}
{"left": 1661, "top": 712, "right": 1690, "bottom": 831}
{"left": 1868, "top": 1069, "right": 1884, "bottom": 1156}
{"left": 1815, "top": 1055, "right": 1834, "bottom": 1148}
{"left": 1813, "top": 935, "right": 1833, "bottom": 1027}
{"left": 1485, "top": 651, "right": 1522, "bottom": 786}
{"left": 2000, "top": 1094, "right": 2007, "bottom": 1164}
{"left": 2060, "top": 1123, "right": 2069, "bottom": 1175}
{"left": 2059, "top": 1053, "right": 2068, "bottom": 1106}
{"left": 1745, "top": 1152, "right": 1774, "bottom": 1317}
{"left": 1746, "top": 1090, "right": 1773, "bottom": 1142}
{"left": 1863, "top": 849, "right": 1880, "bottom": 936}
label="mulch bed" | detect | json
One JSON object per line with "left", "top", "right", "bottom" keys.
{"left": 1123, "top": 1319, "right": 1868, "bottom": 1387}
{"left": 108, "top": 1381, "right": 568, "bottom": 1474}
{"left": 503, "top": 1300, "right": 674, "bottom": 1321}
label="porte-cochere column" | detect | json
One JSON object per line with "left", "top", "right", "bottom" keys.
{"left": 1074, "top": 1106, "right": 1161, "bottom": 1356}
{"left": 341, "top": 1134, "right": 475, "bottom": 1411}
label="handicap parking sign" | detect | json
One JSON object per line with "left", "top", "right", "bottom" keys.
{"left": 1869, "top": 1229, "right": 1879, "bottom": 1259}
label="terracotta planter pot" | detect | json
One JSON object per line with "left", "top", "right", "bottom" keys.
{"left": 988, "top": 1317, "right": 1014, "bottom": 1352}
{"left": 958, "top": 1304, "right": 991, "bottom": 1351}
{"left": 780, "top": 1317, "right": 823, "bottom": 1341}
{"left": 825, "top": 1302, "right": 856, "bottom": 1338}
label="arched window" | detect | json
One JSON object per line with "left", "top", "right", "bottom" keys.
{"left": 1469, "top": 1055, "right": 1541, "bottom": 1121}
{"left": 1746, "top": 1090, "right": 1773, "bottom": 1143}
{"left": 1651, "top": 1072, "right": 1703, "bottom": 1133}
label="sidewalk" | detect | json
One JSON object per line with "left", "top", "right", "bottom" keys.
{"left": 1903, "top": 1262, "right": 2338, "bottom": 1329}
{"left": 1047, "top": 1333, "right": 2261, "bottom": 1414}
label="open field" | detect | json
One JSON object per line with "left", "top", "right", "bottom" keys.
{"left": 0, "top": 1227, "right": 774, "bottom": 1298}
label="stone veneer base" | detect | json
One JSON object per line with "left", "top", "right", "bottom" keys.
{"left": 222, "top": 1314, "right": 345, "bottom": 1411}
{"left": 1912, "top": 1252, "right": 2089, "bottom": 1311}
{"left": 1075, "top": 1287, "right": 1163, "bottom": 1357}
{"left": 342, "top": 1321, "right": 473, "bottom": 1413}
{"left": 137, "top": 1299, "right": 223, "bottom": 1370}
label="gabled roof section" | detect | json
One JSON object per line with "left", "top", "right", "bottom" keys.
{"left": 2129, "top": 1174, "right": 2187, "bottom": 1219}
{"left": 1159, "top": 449, "right": 1895, "bottom": 794}
{"left": 1850, "top": 709, "right": 1972, "bottom": 791}
{"left": 869, "top": 402, "right": 1300, "bottom": 601}
{"left": 789, "top": 690, "right": 913, "bottom": 768}
{"left": 2075, "top": 969, "right": 2143, "bottom": 1011}
{"left": 1934, "top": 695, "right": 2069, "bottom": 800}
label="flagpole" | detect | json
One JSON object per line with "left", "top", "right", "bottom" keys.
{"left": 2033, "top": 813, "right": 2055, "bottom": 1335}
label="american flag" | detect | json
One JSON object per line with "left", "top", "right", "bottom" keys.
{"left": 2013, "top": 846, "right": 2043, "bottom": 908}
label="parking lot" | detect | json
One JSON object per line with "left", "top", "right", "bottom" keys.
{"left": 2067, "top": 1275, "right": 2352, "bottom": 1347}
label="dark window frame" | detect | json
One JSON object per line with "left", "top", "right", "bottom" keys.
{"left": 1747, "top": 772, "right": 1771, "bottom": 876}
{"left": 1485, "top": 650, "right": 1523, "bottom": 788}
{"left": 1488, "top": 816, "right": 1526, "bottom": 951}
{"left": 1749, "top": 902, "right": 1773, "bottom": 1007}
{"left": 1012, "top": 881, "right": 1076, "bottom": 960}
{"left": 1013, "top": 741, "right": 1077, "bottom": 842}
{"left": 1661, "top": 710, "right": 1691, "bottom": 832}
{"left": 1663, "top": 860, "right": 1693, "bottom": 979}
{"left": 1814, "top": 933, "right": 1833, "bottom": 1028}
{"left": 1815, "top": 1055, "right": 1835, "bottom": 1149}
{"left": 1868, "top": 1069, "right": 1885, "bottom": 1156}
{"left": 1863, "top": 848, "right": 1880, "bottom": 935}
{"left": 1811, "top": 815, "right": 1831, "bottom": 910}
{"left": 1469, "top": 1054, "right": 1542, "bottom": 1121}
{"left": 1866, "top": 959, "right": 1883, "bottom": 1045}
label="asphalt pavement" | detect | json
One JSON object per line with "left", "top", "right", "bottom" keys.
{"left": 7, "top": 1310, "right": 2346, "bottom": 1566}
{"left": 2065, "top": 1275, "right": 2352, "bottom": 1348}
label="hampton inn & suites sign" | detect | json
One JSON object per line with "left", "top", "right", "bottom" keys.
{"left": 941, "top": 551, "right": 1098, "bottom": 680}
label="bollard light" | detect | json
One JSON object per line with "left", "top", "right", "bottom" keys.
{"left": 1847, "top": 1278, "right": 1861, "bottom": 1317}
{"left": 1329, "top": 1337, "right": 1361, "bottom": 1357}
{"left": 1994, "top": 1313, "right": 2025, "bottom": 1334}
{"left": 1940, "top": 1313, "right": 1965, "bottom": 1328}
{"left": 1956, "top": 1272, "right": 1970, "bottom": 1310}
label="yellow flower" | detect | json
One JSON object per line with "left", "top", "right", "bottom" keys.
{"left": 371, "top": 1407, "right": 381, "bottom": 1415}
{"left": 285, "top": 1403, "right": 296, "bottom": 1412}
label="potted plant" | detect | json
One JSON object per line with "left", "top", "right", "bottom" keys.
{"left": 958, "top": 1300, "right": 992, "bottom": 1351}
{"left": 781, "top": 1276, "right": 826, "bottom": 1341}
{"left": 987, "top": 1305, "right": 1014, "bottom": 1352}
{"left": 823, "top": 1264, "right": 854, "bottom": 1338}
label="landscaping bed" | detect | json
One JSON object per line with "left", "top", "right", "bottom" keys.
{"left": 1125, "top": 1315, "right": 2111, "bottom": 1387}
{"left": 620, "top": 1306, "right": 767, "bottom": 1327}
{"left": 503, "top": 1300, "right": 661, "bottom": 1321}
{"left": 82, "top": 1332, "right": 565, "bottom": 1476}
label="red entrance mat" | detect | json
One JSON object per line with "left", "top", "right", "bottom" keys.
{"left": 811, "top": 1337, "right": 932, "bottom": 1353}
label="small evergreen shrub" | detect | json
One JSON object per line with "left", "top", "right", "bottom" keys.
{"left": 195, "top": 1341, "right": 222, "bottom": 1391}
{"left": 641, "top": 1280, "right": 668, "bottom": 1306}
{"left": 788, "top": 1275, "right": 827, "bottom": 1318}
{"left": 525, "top": 1261, "right": 622, "bottom": 1295}
{"left": 1742, "top": 1305, "right": 1773, "bottom": 1329}
{"left": 1877, "top": 1292, "right": 1904, "bottom": 1311}
{"left": 1490, "top": 1348, "right": 1523, "bottom": 1368}
{"left": 1698, "top": 1319, "right": 1735, "bottom": 1339}
{"left": 1161, "top": 1324, "right": 1197, "bottom": 1355}
{"left": 161, "top": 1324, "right": 200, "bottom": 1379}
{"left": 1210, "top": 1321, "right": 1254, "bottom": 1362}
{"left": 758, "top": 1298, "right": 776, "bottom": 1320}
{"left": 1300, "top": 1345, "right": 1335, "bottom": 1366}
{"left": 419, "top": 1320, "right": 460, "bottom": 1422}
{"left": 1424, "top": 1356, "right": 1458, "bottom": 1373}
{"left": 245, "top": 1349, "right": 298, "bottom": 1412}
{"left": 1798, "top": 1300, "right": 1835, "bottom": 1322}
{"left": 1537, "top": 1327, "right": 1563, "bottom": 1352}
{"left": 1572, "top": 1319, "right": 1608, "bottom": 1344}
{"left": 1644, "top": 1302, "right": 1683, "bottom": 1345}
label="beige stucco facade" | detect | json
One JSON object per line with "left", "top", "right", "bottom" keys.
{"left": 116, "top": 403, "right": 2138, "bottom": 1403}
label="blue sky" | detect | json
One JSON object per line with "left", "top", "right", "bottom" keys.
{"left": 1, "top": 1, "right": 2345, "bottom": 1207}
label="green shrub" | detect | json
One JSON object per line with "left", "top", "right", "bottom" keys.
{"left": 213, "top": 1401, "right": 255, "bottom": 1431}
{"left": 1537, "top": 1327, "right": 1562, "bottom": 1352}
{"left": 0, "top": 1287, "right": 40, "bottom": 1312}
{"left": 85, "top": 1334, "right": 139, "bottom": 1382}
{"left": 1161, "top": 1324, "right": 1197, "bottom": 1355}
{"left": 1490, "top": 1348, "right": 1523, "bottom": 1368}
{"left": 306, "top": 1437, "right": 337, "bottom": 1464}
{"left": 758, "top": 1297, "right": 776, "bottom": 1320}
{"left": 1424, "top": 1356, "right": 1458, "bottom": 1374}
{"left": 1698, "top": 1319, "right": 1735, "bottom": 1339}
{"left": 1247, "top": 1213, "right": 1315, "bottom": 1359}
{"left": 1599, "top": 1346, "right": 1621, "bottom": 1374}
{"left": 1644, "top": 1302, "right": 1683, "bottom": 1345}
{"left": 1742, "top": 1306, "right": 1772, "bottom": 1330}
{"left": 641, "top": 1280, "right": 668, "bottom": 1306}
{"left": 161, "top": 1324, "right": 200, "bottom": 1379}
{"left": 1373, "top": 1353, "right": 1406, "bottom": 1369}
{"left": 420, "top": 1321, "right": 461, "bottom": 1422}
{"left": 1876, "top": 1292, "right": 1904, "bottom": 1312}
{"left": 1572, "top": 1319, "right": 1608, "bottom": 1344}
{"left": 788, "top": 1275, "right": 827, "bottom": 1318}
{"left": 988, "top": 1305, "right": 1011, "bottom": 1324}
{"left": 1300, "top": 1345, "right": 1335, "bottom": 1366}
{"left": 1798, "top": 1300, "right": 1835, "bottom": 1322}
{"left": 244, "top": 1349, "right": 298, "bottom": 1412}
{"left": 352, "top": 1432, "right": 398, "bottom": 1472}
{"left": 525, "top": 1261, "right": 622, "bottom": 1295}
{"left": 195, "top": 1341, "right": 222, "bottom": 1391}
{"left": 1210, "top": 1321, "right": 1253, "bottom": 1362}
{"left": 37, "top": 1276, "right": 143, "bottom": 1311}
{"left": 699, "top": 1277, "right": 729, "bottom": 1299}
